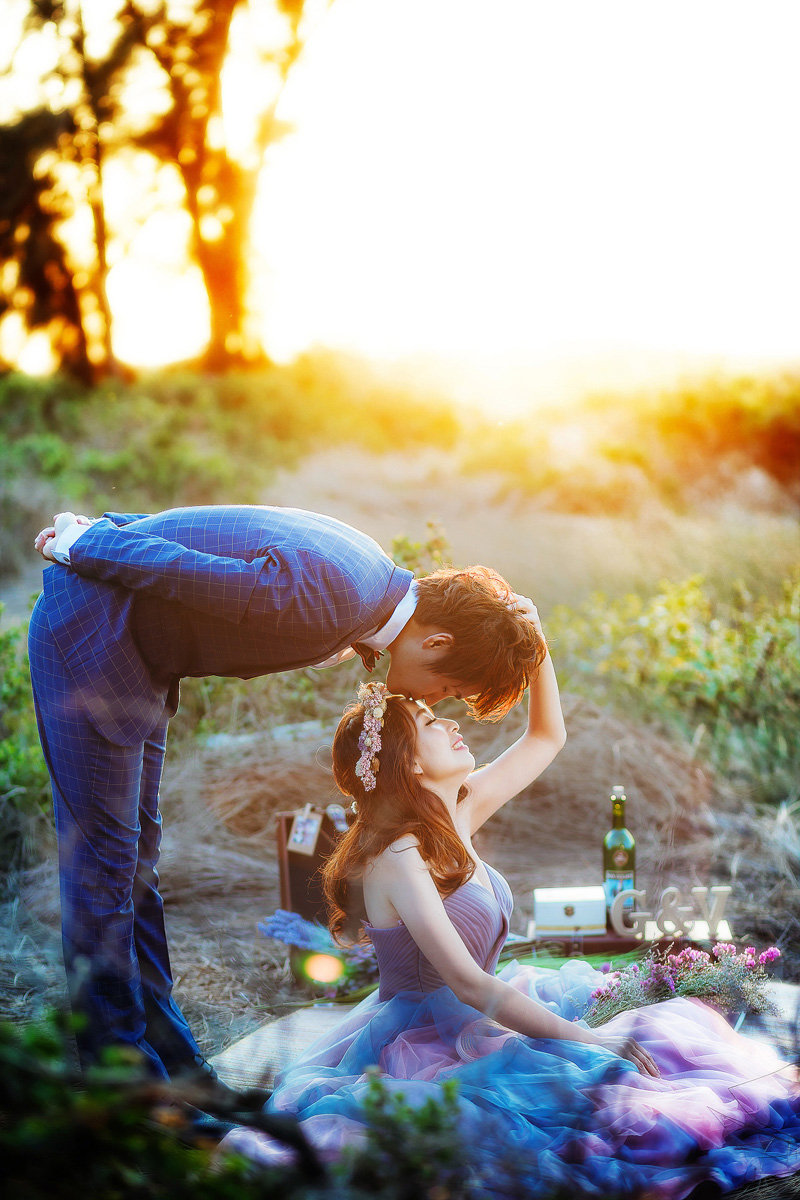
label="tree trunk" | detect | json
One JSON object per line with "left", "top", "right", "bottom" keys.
{"left": 192, "top": 160, "right": 266, "bottom": 370}
{"left": 73, "top": 1, "right": 122, "bottom": 379}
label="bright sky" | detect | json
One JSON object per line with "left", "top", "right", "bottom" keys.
{"left": 4, "top": 0, "right": 800, "bottom": 408}
{"left": 247, "top": 0, "right": 800, "bottom": 404}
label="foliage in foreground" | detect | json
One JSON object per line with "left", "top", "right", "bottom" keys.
{"left": 4, "top": 1011, "right": 800, "bottom": 1200}
{"left": 0, "top": 1013, "right": 538, "bottom": 1200}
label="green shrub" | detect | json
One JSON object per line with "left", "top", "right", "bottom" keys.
{"left": 0, "top": 371, "right": 86, "bottom": 439}
{"left": 342, "top": 1071, "right": 479, "bottom": 1198}
{"left": 0, "top": 1011, "right": 328, "bottom": 1199}
{"left": 4, "top": 1011, "right": 645, "bottom": 1200}
{"left": 0, "top": 609, "right": 52, "bottom": 875}
{"left": 0, "top": 1012, "right": 502, "bottom": 1200}
{"left": 549, "top": 575, "right": 800, "bottom": 804}
{"left": 645, "top": 374, "right": 800, "bottom": 492}
{"left": 458, "top": 371, "right": 800, "bottom": 511}
{"left": 389, "top": 521, "right": 452, "bottom": 576}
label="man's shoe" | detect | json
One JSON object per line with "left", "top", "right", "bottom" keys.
{"left": 171, "top": 1056, "right": 272, "bottom": 1116}
{"left": 174, "top": 1106, "right": 237, "bottom": 1147}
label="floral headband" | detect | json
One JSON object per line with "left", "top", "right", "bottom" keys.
{"left": 353, "top": 681, "right": 392, "bottom": 791}
{"left": 352, "top": 682, "right": 434, "bottom": 792}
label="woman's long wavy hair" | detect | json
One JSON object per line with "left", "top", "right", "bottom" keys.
{"left": 321, "top": 695, "right": 473, "bottom": 944}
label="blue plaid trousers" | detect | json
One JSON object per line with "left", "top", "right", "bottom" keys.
{"left": 28, "top": 595, "right": 200, "bottom": 1076}
{"left": 28, "top": 504, "right": 413, "bottom": 1076}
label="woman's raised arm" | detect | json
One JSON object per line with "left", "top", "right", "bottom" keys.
{"left": 465, "top": 597, "right": 566, "bottom": 834}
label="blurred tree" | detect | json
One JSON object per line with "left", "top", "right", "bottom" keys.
{"left": 0, "top": 107, "right": 91, "bottom": 381}
{"left": 0, "top": 0, "right": 322, "bottom": 378}
{"left": 1, "top": 0, "right": 148, "bottom": 378}
{"left": 126, "top": 0, "right": 311, "bottom": 369}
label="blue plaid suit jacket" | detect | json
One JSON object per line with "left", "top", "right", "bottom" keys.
{"left": 42, "top": 505, "right": 413, "bottom": 745}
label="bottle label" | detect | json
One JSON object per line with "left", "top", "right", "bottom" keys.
{"left": 612, "top": 849, "right": 629, "bottom": 868}
{"left": 604, "top": 870, "right": 635, "bottom": 909}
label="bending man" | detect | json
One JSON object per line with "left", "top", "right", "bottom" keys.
{"left": 29, "top": 504, "right": 542, "bottom": 1086}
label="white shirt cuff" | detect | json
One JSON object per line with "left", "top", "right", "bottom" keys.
{"left": 51, "top": 522, "right": 91, "bottom": 564}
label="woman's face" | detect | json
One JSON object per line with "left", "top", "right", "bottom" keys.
{"left": 401, "top": 699, "right": 475, "bottom": 788}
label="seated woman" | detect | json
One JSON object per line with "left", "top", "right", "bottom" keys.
{"left": 223, "top": 597, "right": 800, "bottom": 1198}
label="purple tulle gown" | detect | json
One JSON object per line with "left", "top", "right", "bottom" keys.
{"left": 222, "top": 863, "right": 800, "bottom": 1197}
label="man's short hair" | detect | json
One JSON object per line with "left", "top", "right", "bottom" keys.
{"left": 414, "top": 566, "right": 546, "bottom": 720}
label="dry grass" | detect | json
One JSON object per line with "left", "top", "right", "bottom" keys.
{"left": 187, "top": 726, "right": 339, "bottom": 843}
{"left": 708, "top": 802, "right": 800, "bottom": 958}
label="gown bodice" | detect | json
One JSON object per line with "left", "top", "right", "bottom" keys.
{"left": 365, "top": 862, "right": 512, "bottom": 1000}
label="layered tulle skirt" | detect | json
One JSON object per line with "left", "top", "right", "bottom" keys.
{"left": 221, "top": 960, "right": 800, "bottom": 1198}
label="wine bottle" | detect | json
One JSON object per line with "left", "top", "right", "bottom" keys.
{"left": 603, "top": 784, "right": 635, "bottom": 912}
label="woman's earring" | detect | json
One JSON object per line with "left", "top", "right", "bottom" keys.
{"left": 350, "top": 800, "right": 358, "bottom": 815}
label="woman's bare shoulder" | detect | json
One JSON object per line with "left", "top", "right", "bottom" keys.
{"left": 364, "top": 835, "right": 425, "bottom": 880}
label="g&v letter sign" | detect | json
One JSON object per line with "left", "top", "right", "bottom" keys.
{"left": 609, "top": 885, "right": 732, "bottom": 940}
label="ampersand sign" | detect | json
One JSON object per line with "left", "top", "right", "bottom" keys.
{"left": 654, "top": 887, "right": 695, "bottom": 936}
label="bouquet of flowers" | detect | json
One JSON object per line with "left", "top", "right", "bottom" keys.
{"left": 583, "top": 942, "right": 782, "bottom": 1028}
{"left": 259, "top": 909, "right": 338, "bottom": 954}
{"left": 259, "top": 909, "right": 379, "bottom": 998}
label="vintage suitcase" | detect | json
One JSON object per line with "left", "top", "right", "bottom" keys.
{"left": 275, "top": 802, "right": 353, "bottom": 923}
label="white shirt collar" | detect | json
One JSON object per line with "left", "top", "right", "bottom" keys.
{"left": 361, "top": 578, "right": 418, "bottom": 651}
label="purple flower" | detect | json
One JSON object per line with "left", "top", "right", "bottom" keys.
{"left": 600, "top": 962, "right": 612, "bottom": 974}
{"left": 672, "top": 948, "right": 709, "bottom": 969}
{"left": 258, "top": 909, "right": 335, "bottom": 952}
{"left": 584, "top": 939, "right": 778, "bottom": 1028}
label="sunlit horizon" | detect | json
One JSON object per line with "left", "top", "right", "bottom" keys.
{"left": 3, "top": 0, "right": 800, "bottom": 412}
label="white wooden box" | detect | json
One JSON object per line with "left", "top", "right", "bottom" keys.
{"left": 531, "top": 885, "right": 607, "bottom": 937}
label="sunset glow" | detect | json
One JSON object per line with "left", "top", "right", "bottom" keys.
{"left": 0, "top": 313, "right": 58, "bottom": 375}
{"left": 250, "top": 0, "right": 800, "bottom": 374}
{"left": 3, "top": 0, "right": 800, "bottom": 402}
